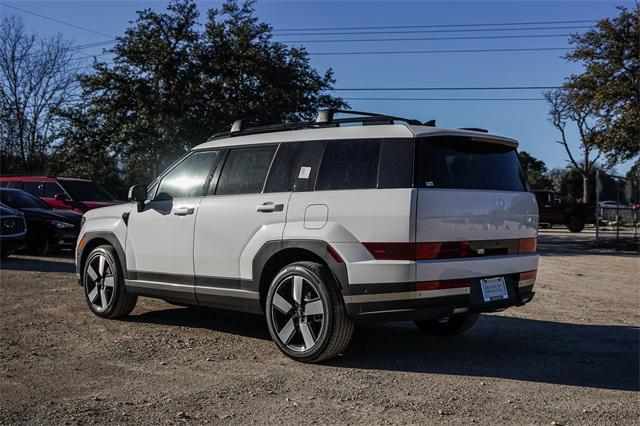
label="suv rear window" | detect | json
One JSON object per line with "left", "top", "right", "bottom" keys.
{"left": 414, "top": 137, "right": 527, "bottom": 192}
{"left": 316, "top": 139, "right": 381, "bottom": 191}
{"left": 264, "top": 141, "right": 325, "bottom": 193}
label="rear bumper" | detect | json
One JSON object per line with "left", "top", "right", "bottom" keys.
{"left": 344, "top": 273, "right": 535, "bottom": 323}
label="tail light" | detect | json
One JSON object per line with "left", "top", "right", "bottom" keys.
{"left": 518, "top": 237, "right": 537, "bottom": 254}
{"left": 518, "top": 270, "right": 537, "bottom": 286}
{"left": 326, "top": 244, "right": 344, "bottom": 263}
{"left": 417, "top": 278, "right": 472, "bottom": 291}
{"left": 364, "top": 238, "right": 537, "bottom": 261}
{"left": 416, "top": 241, "right": 471, "bottom": 260}
{"left": 361, "top": 243, "right": 415, "bottom": 260}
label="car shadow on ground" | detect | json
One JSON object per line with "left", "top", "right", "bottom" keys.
{"left": 0, "top": 254, "right": 75, "bottom": 273}
{"left": 332, "top": 315, "right": 639, "bottom": 392}
{"left": 125, "top": 307, "right": 272, "bottom": 341}
{"left": 127, "top": 306, "right": 638, "bottom": 392}
{"left": 537, "top": 233, "right": 638, "bottom": 257}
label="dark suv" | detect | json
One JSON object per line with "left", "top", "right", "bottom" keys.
{"left": 0, "top": 176, "right": 119, "bottom": 213}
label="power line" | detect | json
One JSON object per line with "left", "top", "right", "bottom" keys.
{"left": 309, "top": 47, "right": 571, "bottom": 56}
{"left": 24, "top": 40, "right": 116, "bottom": 59}
{"left": 274, "top": 25, "right": 592, "bottom": 37}
{"left": 333, "top": 86, "right": 561, "bottom": 91}
{"left": 344, "top": 97, "right": 546, "bottom": 101}
{"left": 272, "top": 19, "right": 598, "bottom": 32}
{"left": 282, "top": 33, "right": 574, "bottom": 43}
{"left": 2, "top": 3, "right": 114, "bottom": 39}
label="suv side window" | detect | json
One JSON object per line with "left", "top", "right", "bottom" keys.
{"left": 155, "top": 150, "right": 220, "bottom": 200}
{"left": 216, "top": 146, "right": 277, "bottom": 195}
{"left": 316, "top": 139, "right": 381, "bottom": 191}
{"left": 264, "top": 141, "right": 325, "bottom": 193}
{"left": 22, "top": 182, "right": 43, "bottom": 196}
{"left": 378, "top": 139, "right": 413, "bottom": 189}
{"left": 43, "top": 182, "right": 64, "bottom": 198}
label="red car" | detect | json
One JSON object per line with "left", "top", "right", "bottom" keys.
{"left": 0, "top": 176, "right": 120, "bottom": 213}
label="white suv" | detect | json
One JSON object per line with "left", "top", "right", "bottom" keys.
{"left": 76, "top": 109, "right": 539, "bottom": 362}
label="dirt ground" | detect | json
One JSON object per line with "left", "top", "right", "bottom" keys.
{"left": 1, "top": 229, "right": 638, "bottom": 425}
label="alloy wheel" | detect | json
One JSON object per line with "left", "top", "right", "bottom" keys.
{"left": 270, "top": 275, "right": 326, "bottom": 352}
{"left": 85, "top": 253, "right": 115, "bottom": 312}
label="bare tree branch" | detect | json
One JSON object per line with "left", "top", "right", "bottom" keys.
{"left": 0, "top": 15, "right": 79, "bottom": 172}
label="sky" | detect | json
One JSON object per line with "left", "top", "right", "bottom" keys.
{"left": 1, "top": 0, "right": 635, "bottom": 174}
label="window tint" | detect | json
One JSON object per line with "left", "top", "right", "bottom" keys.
{"left": 414, "top": 137, "right": 527, "bottom": 192}
{"left": 42, "top": 182, "right": 63, "bottom": 198}
{"left": 60, "top": 180, "right": 115, "bottom": 201}
{"left": 22, "top": 182, "right": 43, "bottom": 197}
{"left": 156, "top": 150, "right": 219, "bottom": 199}
{"left": 216, "top": 146, "right": 277, "bottom": 195}
{"left": 316, "top": 139, "right": 381, "bottom": 191}
{"left": 264, "top": 141, "right": 325, "bottom": 193}
{"left": 378, "top": 139, "right": 413, "bottom": 189}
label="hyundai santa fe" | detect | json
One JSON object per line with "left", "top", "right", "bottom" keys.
{"left": 76, "top": 109, "right": 539, "bottom": 362}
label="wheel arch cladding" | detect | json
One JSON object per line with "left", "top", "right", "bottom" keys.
{"left": 254, "top": 240, "right": 349, "bottom": 310}
{"left": 78, "top": 232, "right": 128, "bottom": 284}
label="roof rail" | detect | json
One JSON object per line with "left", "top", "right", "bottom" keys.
{"left": 207, "top": 109, "right": 434, "bottom": 141}
{"left": 316, "top": 109, "right": 422, "bottom": 126}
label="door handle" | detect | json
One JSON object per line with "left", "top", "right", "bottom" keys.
{"left": 174, "top": 206, "right": 195, "bottom": 216}
{"left": 257, "top": 202, "right": 284, "bottom": 213}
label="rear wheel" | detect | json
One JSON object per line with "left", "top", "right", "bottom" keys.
{"left": 415, "top": 313, "right": 480, "bottom": 336}
{"left": 566, "top": 215, "right": 585, "bottom": 233}
{"left": 265, "top": 262, "right": 353, "bottom": 363}
{"left": 27, "top": 226, "right": 51, "bottom": 256}
{"left": 83, "top": 245, "right": 137, "bottom": 319}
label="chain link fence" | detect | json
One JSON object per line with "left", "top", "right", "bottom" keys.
{"left": 595, "top": 171, "right": 639, "bottom": 247}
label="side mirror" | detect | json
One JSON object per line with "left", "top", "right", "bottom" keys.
{"left": 54, "top": 193, "right": 71, "bottom": 204}
{"left": 128, "top": 184, "right": 147, "bottom": 203}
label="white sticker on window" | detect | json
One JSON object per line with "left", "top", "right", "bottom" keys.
{"left": 298, "top": 167, "right": 311, "bottom": 179}
{"left": 425, "top": 181, "right": 434, "bottom": 187}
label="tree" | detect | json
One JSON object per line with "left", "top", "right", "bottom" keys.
{"left": 564, "top": 5, "right": 639, "bottom": 164}
{"left": 545, "top": 89, "right": 601, "bottom": 203}
{"left": 63, "top": 0, "right": 344, "bottom": 186}
{"left": 518, "top": 151, "right": 552, "bottom": 190}
{"left": 0, "top": 16, "right": 78, "bottom": 173}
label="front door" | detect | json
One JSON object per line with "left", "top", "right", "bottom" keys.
{"left": 125, "top": 150, "right": 221, "bottom": 304}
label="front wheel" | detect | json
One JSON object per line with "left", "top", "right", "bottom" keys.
{"left": 265, "top": 262, "right": 354, "bottom": 363}
{"left": 415, "top": 313, "right": 480, "bottom": 336}
{"left": 83, "top": 245, "right": 137, "bottom": 319}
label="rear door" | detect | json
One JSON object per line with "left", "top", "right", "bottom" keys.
{"left": 414, "top": 136, "right": 538, "bottom": 280}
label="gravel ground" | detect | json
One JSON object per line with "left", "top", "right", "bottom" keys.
{"left": 1, "top": 229, "right": 638, "bottom": 425}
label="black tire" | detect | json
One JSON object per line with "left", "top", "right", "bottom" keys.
{"left": 414, "top": 313, "right": 480, "bottom": 336}
{"left": 566, "top": 215, "right": 585, "bottom": 233}
{"left": 265, "top": 261, "right": 354, "bottom": 363}
{"left": 83, "top": 245, "right": 137, "bottom": 319}
{"left": 27, "top": 226, "right": 51, "bottom": 256}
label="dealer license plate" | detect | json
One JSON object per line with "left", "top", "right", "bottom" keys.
{"left": 480, "top": 277, "right": 508, "bottom": 302}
